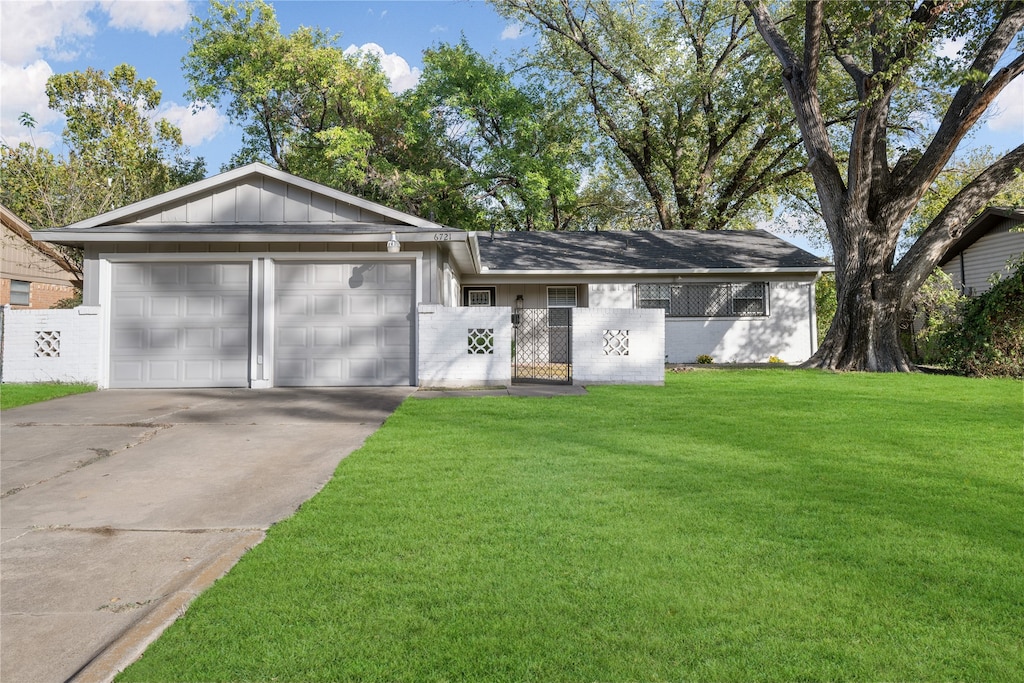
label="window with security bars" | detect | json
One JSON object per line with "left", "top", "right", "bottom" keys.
{"left": 637, "top": 282, "right": 768, "bottom": 317}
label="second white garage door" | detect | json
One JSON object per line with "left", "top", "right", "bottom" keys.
{"left": 274, "top": 261, "right": 414, "bottom": 386}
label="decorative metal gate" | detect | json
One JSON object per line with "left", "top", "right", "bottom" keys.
{"left": 512, "top": 308, "right": 572, "bottom": 384}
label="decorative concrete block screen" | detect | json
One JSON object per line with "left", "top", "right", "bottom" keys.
{"left": 417, "top": 304, "right": 664, "bottom": 387}
{"left": 1, "top": 306, "right": 101, "bottom": 383}
{"left": 418, "top": 305, "right": 513, "bottom": 387}
{"left": 572, "top": 308, "right": 664, "bottom": 385}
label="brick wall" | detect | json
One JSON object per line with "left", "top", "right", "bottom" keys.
{"left": 0, "top": 279, "right": 79, "bottom": 310}
{"left": 572, "top": 308, "right": 665, "bottom": 385}
{"left": 1, "top": 306, "right": 101, "bottom": 383}
{"left": 417, "top": 304, "right": 664, "bottom": 387}
{"left": 417, "top": 305, "right": 513, "bottom": 388}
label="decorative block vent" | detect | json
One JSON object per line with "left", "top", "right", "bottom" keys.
{"left": 35, "top": 330, "right": 61, "bottom": 358}
{"left": 468, "top": 328, "right": 495, "bottom": 355}
{"left": 603, "top": 329, "right": 629, "bottom": 356}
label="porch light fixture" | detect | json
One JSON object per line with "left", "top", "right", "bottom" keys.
{"left": 515, "top": 294, "right": 524, "bottom": 310}
{"left": 386, "top": 231, "right": 401, "bottom": 253}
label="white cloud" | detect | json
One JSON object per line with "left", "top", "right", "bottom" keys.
{"left": 158, "top": 101, "right": 225, "bottom": 146}
{"left": 501, "top": 22, "right": 524, "bottom": 40}
{"left": 344, "top": 43, "right": 421, "bottom": 94}
{"left": 0, "top": 1, "right": 96, "bottom": 63}
{"left": 101, "top": 0, "right": 191, "bottom": 35}
{"left": 0, "top": 60, "right": 62, "bottom": 143}
{"left": 987, "top": 76, "right": 1024, "bottom": 133}
{"left": 430, "top": 25, "right": 448, "bottom": 34}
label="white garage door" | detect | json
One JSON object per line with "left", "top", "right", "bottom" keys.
{"left": 274, "top": 261, "right": 414, "bottom": 386}
{"left": 109, "top": 263, "right": 251, "bottom": 388}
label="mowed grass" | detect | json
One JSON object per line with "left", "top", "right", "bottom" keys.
{"left": 120, "top": 371, "right": 1024, "bottom": 682}
{"left": 0, "top": 382, "right": 95, "bottom": 410}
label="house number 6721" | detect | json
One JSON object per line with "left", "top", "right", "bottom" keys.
{"left": 433, "top": 233, "right": 451, "bottom": 241}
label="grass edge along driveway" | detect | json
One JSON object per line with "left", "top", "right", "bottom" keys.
{"left": 0, "top": 382, "right": 95, "bottom": 410}
{"left": 119, "top": 370, "right": 1024, "bottom": 682}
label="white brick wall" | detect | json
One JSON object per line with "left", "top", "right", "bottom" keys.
{"left": 417, "top": 305, "right": 513, "bottom": 387}
{"left": 664, "top": 281, "right": 816, "bottom": 363}
{"left": 572, "top": 308, "right": 664, "bottom": 385}
{"left": 1, "top": 306, "right": 102, "bottom": 383}
{"left": 417, "top": 305, "right": 665, "bottom": 387}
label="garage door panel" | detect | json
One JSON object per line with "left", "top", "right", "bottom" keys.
{"left": 274, "top": 261, "right": 412, "bottom": 386}
{"left": 109, "top": 262, "right": 251, "bottom": 388}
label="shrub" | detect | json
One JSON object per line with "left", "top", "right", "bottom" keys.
{"left": 942, "top": 256, "right": 1024, "bottom": 378}
{"left": 768, "top": 355, "right": 786, "bottom": 364}
{"left": 696, "top": 354, "right": 714, "bottom": 364}
{"left": 51, "top": 291, "right": 83, "bottom": 309}
{"left": 904, "top": 269, "right": 965, "bottom": 364}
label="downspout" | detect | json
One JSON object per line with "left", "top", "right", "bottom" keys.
{"left": 959, "top": 253, "right": 967, "bottom": 295}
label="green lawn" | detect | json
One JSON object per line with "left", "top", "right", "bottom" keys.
{"left": 0, "top": 382, "right": 96, "bottom": 410}
{"left": 119, "top": 370, "right": 1023, "bottom": 682}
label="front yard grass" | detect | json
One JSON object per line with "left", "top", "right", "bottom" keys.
{"left": 0, "top": 382, "right": 95, "bottom": 410}
{"left": 120, "top": 370, "right": 1023, "bottom": 682}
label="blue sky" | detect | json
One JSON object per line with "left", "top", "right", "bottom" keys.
{"left": 1, "top": 1, "right": 1020, "bottom": 254}
{"left": 0, "top": 1, "right": 526, "bottom": 172}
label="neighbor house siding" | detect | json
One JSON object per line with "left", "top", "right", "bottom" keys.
{"left": 941, "top": 220, "right": 1024, "bottom": 295}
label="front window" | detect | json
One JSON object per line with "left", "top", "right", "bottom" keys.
{"left": 547, "top": 286, "right": 576, "bottom": 327}
{"left": 637, "top": 282, "right": 768, "bottom": 317}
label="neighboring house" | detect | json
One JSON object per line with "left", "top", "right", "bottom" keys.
{"left": 1, "top": 205, "right": 80, "bottom": 309}
{"left": 939, "top": 206, "right": 1024, "bottom": 296}
{"left": 32, "top": 163, "right": 831, "bottom": 389}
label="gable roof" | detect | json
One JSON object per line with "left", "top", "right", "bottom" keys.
{"left": 33, "top": 162, "right": 461, "bottom": 246}
{"left": 1, "top": 204, "right": 79, "bottom": 282}
{"left": 938, "top": 206, "right": 1024, "bottom": 266}
{"left": 473, "top": 229, "right": 832, "bottom": 274}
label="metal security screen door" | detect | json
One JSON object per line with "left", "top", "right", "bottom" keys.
{"left": 512, "top": 308, "right": 572, "bottom": 384}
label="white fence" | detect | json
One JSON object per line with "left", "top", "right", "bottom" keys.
{"left": 417, "top": 304, "right": 664, "bottom": 387}
{"left": 1, "top": 306, "right": 101, "bottom": 383}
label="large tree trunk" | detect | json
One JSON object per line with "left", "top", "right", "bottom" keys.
{"left": 807, "top": 257, "right": 914, "bottom": 372}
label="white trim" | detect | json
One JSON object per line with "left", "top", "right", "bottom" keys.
{"left": 34, "top": 229, "right": 467, "bottom": 244}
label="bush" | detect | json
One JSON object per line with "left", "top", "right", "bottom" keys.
{"left": 942, "top": 257, "right": 1024, "bottom": 378}
{"left": 696, "top": 354, "right": 714, "bottom": 364}
{"left": 51, "top": 291, "right": 82, "bottom": 309}
{"left": 768, "top": 355, "right": 786, "bottom": 364}
{"left": 904, "top": 269, "right": 965, "bottom": 364}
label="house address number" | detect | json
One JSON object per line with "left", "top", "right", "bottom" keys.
{"left": 433, "top": 233, "right": 451, "bottom": 241}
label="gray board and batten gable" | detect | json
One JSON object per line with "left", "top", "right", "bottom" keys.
{"left": 33, "top": 162, "right": 462, "bottom": 245}
{"left": 474, "top": 229, "right": 832, "bottom": 274}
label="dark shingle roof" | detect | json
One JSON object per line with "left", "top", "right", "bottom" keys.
{"left": 477, "top": 229, "right": 831, "bottom": 272}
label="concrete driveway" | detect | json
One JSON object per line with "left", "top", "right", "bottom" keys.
{"left": 0, "top": 387, "right": 413, "bottom": 683}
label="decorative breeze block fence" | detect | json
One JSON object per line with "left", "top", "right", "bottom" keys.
{"left": 417, "top": 304, "right": 664, "bottom": 387}
{"left": 1, "top": 306, "right": 102, "bottom": 383}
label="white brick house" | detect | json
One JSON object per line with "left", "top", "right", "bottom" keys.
{"left": 19, "top": 163, "right": 832, "bottom": 388}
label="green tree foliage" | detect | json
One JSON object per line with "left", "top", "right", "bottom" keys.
{"left": 490, "top": 0, "right": 813, "bottom": 230}
{"left": 746, "top": 0, "right": 1024, "bottom": 371}
{"left": 1, "top": 64, "right": 204, "bottom": 275}
{"left": 814, "top": 272, "right": 837, "bottom": 349}
{"left": 409, "top": 40, "right": 588, "bottom": 230}
{"left": 903, "top": 269, "right": 966, "bottom": 364}
{"left": 183, "top": 0, "right": 473, "bottom": 226}
{"left": 943, "top": 258, "right": 1024, "bottom": 378}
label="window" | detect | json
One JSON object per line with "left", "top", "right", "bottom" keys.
{"left": 10, "top": 280, "right": 30, "bottom": 306}
{"left": 463, "top": 287, "right": 495, "bottom": 306}
{"left": 547, "top": 286, "right": 576, "bottom": 327}
{"left": 637, "top": 282, "right": 768, "bottom": 317}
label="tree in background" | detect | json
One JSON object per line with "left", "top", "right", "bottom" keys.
{"left": 183, "top": 0, "right": 476, "bottom": 227}
{"left": 745, "top": 0, "right": 1024, "bottom": 371}
{"left": 491, "top": 0, "right": 815, "bottom": 230}
{"left": 409, "top": 40, "right": 588, "bottom": 231}
{"left": 1, "top": 65, "right": 205, "bottom": 276}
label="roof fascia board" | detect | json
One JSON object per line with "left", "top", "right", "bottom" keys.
{"left": 32, "top": 229, "right": 470, "bottom": 245}
{"left": 476, "top": 266, "right": 834, "bottom": 276}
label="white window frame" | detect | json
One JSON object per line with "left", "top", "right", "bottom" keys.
{"left": 10, "top": 280, "right": 30, "bottom": 306}
{"left": 467, "top": 290, "right": 493, "bottom": 307}
{"left": 546, "top": 286, "right": 576, "bottom": 327}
